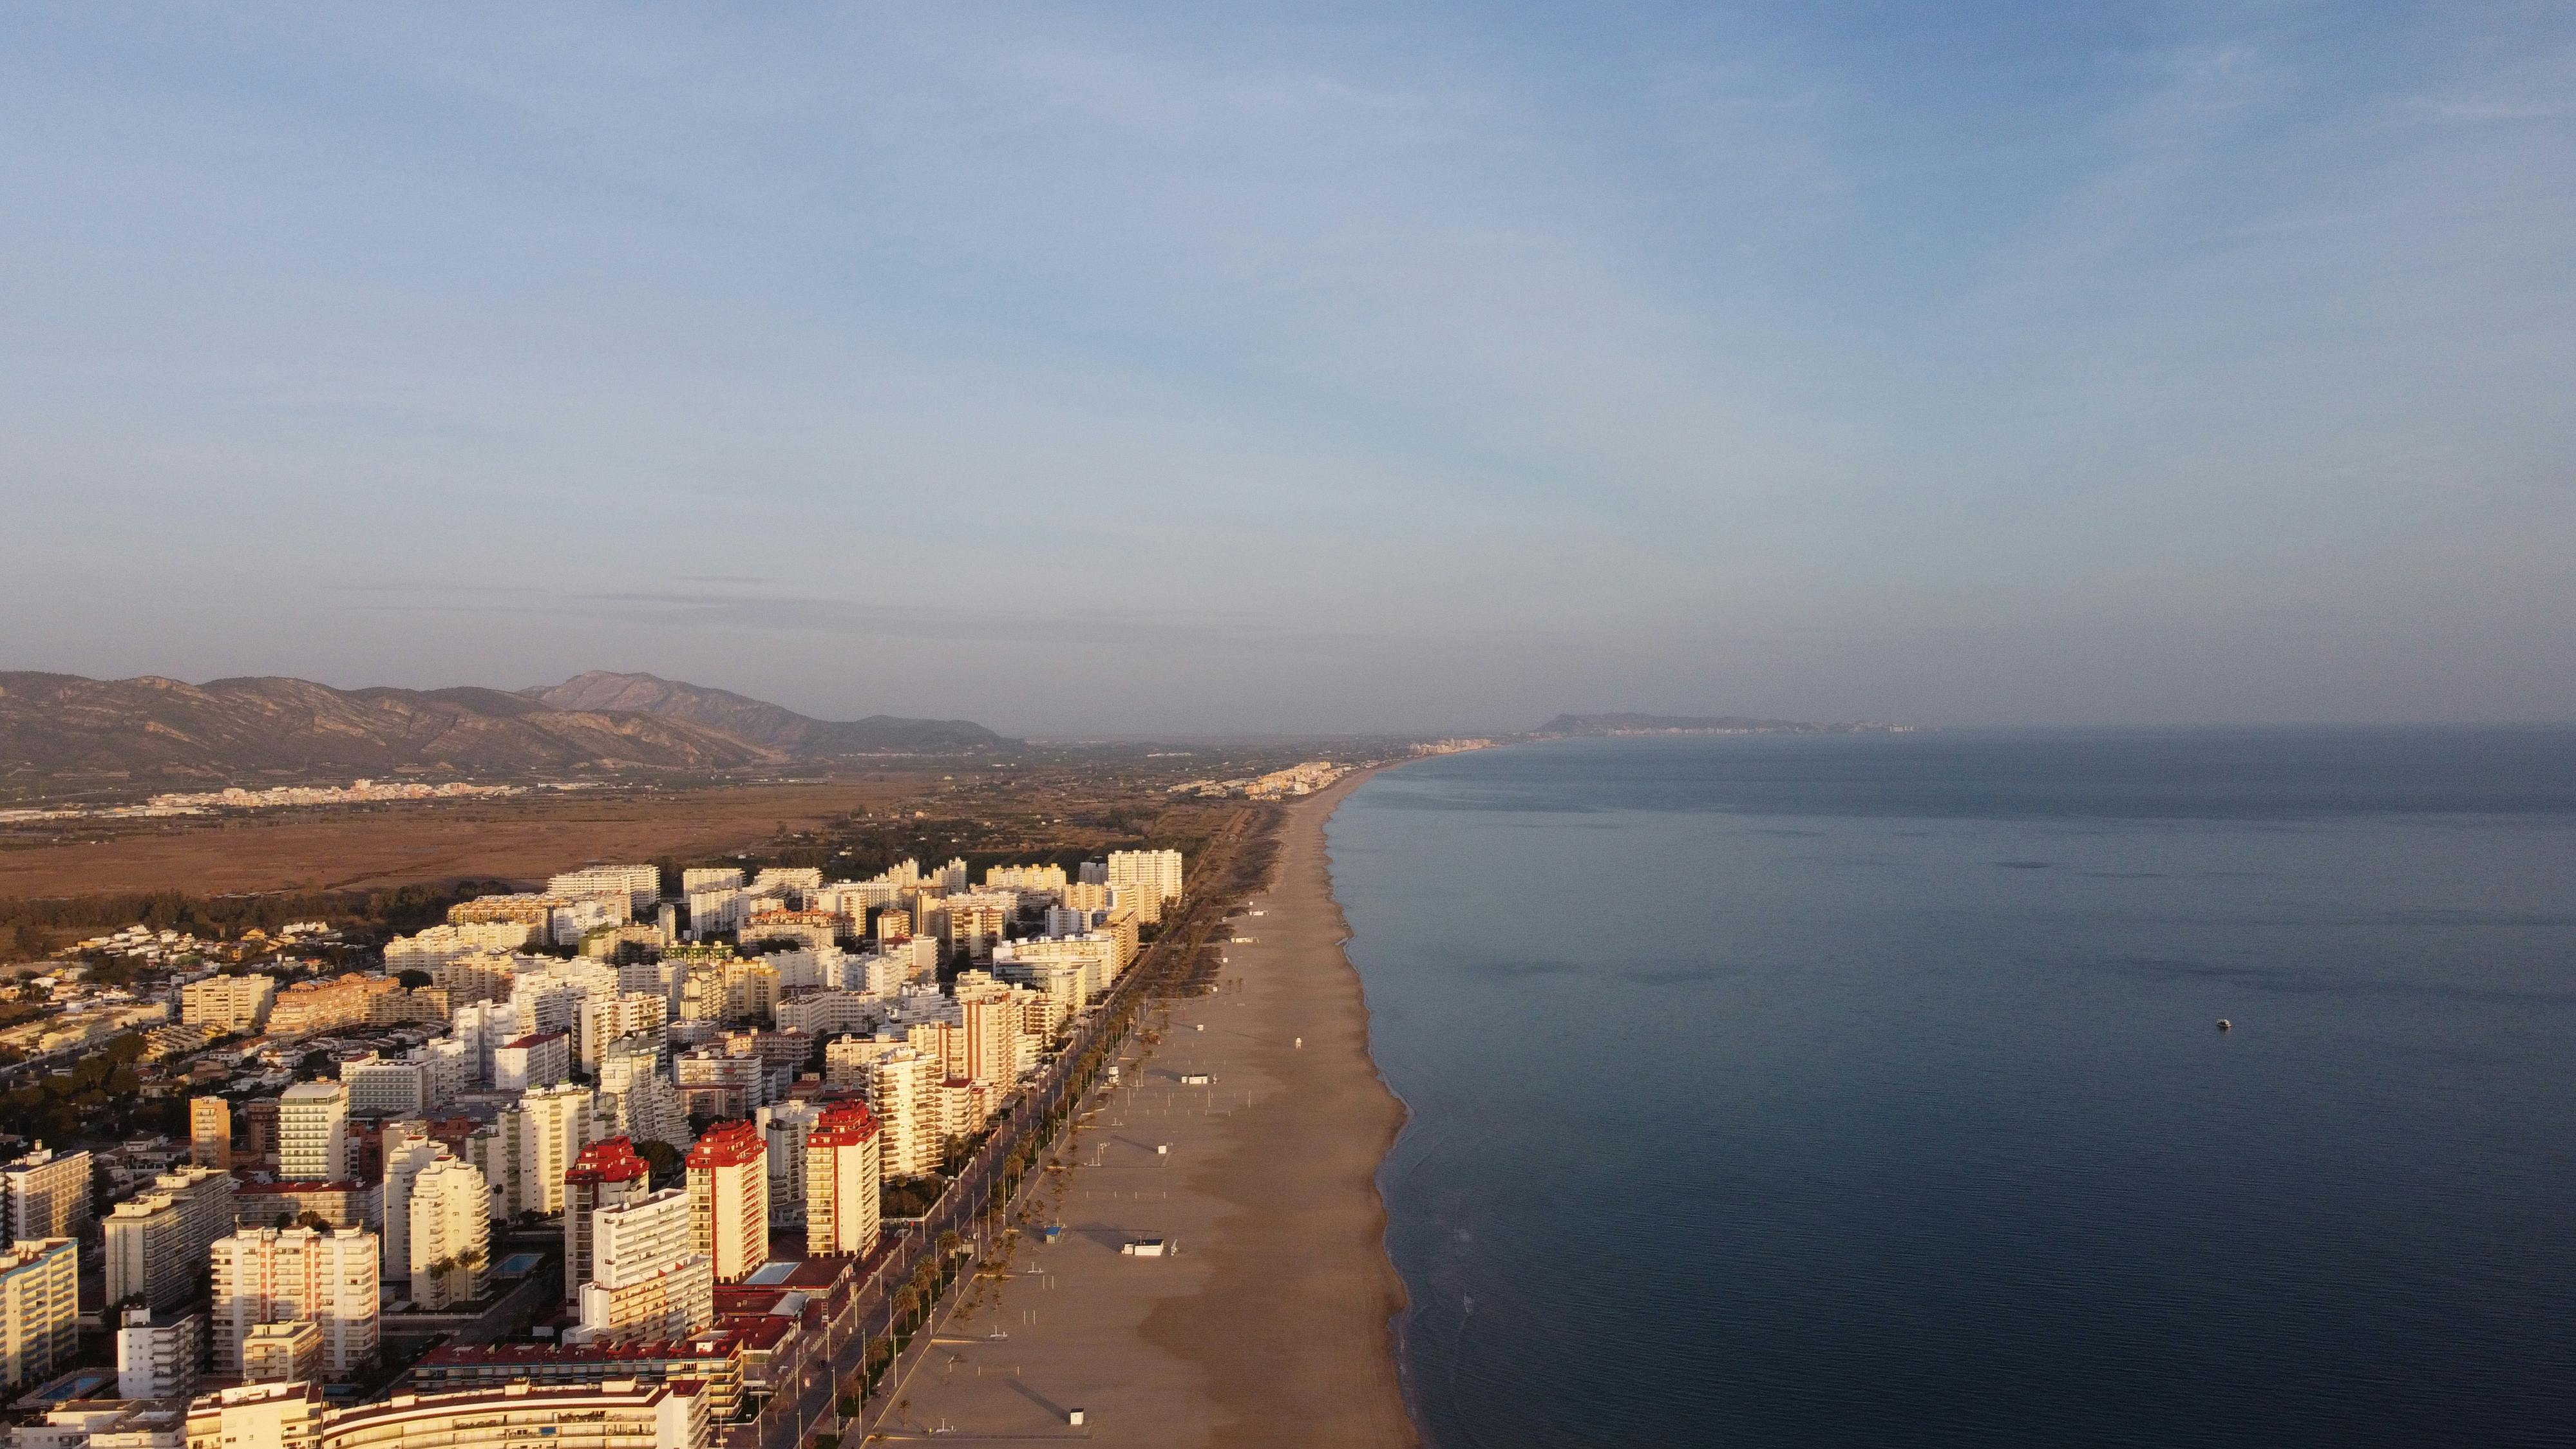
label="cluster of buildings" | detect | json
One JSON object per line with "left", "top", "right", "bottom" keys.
{"left": 1164, "top": 760, "right": 1350, "bottom": 800}
{"left": 0, "top": 846, "right": 1189, "bottom": 1449}
{"left": 143, "top": 780, "right": 527, "bottom": 811}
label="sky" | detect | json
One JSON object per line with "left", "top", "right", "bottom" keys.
{"left": 1, "top": 3, "right": 2570, "bottom": 737}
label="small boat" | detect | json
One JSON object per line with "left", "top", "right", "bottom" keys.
{"left": 2217, "top": 1019, "right": 2233, "bottom": 1032}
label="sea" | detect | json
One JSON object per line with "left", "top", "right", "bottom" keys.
{"left": 1328, "top": 730, "right": 2576, "bottom": 1448}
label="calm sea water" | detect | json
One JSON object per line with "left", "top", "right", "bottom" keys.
{"left": 1330, "top": 730, "right": 2576, "bottom": 1448}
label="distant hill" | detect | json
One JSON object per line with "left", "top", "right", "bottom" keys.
{"left": 524, "top": 671, "right": 1010, "bottom": 753}
{"left": 0, "top": 668, "right": 1010, "bottom": 793}
{"left": 0, "top": 671, "right": 781, "bottom": 784}
{"left": 1534, "top": 712, "right": 1913, "bottom": 736}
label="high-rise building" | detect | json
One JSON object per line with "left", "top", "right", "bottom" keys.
{"left": 451, "top": 1000, "right": 523, "bottom": 1088}
{"left": 0, "top": 1238, "right": 77, "bottom": 1389}
{"left": 102, "top": 1164, "right": 234, "bottom": 1311}
{"left": 684, "top": 1121, "right": 768, "bottom": 1283}
{"left": 754, "top": 1100, "right": 821, "bottom": 1227}
{"left": 191, "top": 1096, "right": 234, "bottom": 1169}
{"left": 209, "top": 1226, "right": 380, "bottom": 1377}
{"left": 0, "top": 1148, "right": 93, "bottom": 1244}
{"left": 563, "top": 1137, "right": 652, "bottom": 1305}
{"left": 379, "top": 1122, "right": 444, "bottom": 1278}
{"left": 408, "top": 1159, "right": 489, "bottom": 1309}
{"left": 578, "top": 992, "right": 670, "bottom": 1070}
{"left": 115, "top": 1304, "right": 201, "bottom": 1401}
{"left": 866, "top": 1049, "right": 944, "bottom": 1179}
{"left": 954, "top": 983, "right": 1020, "bottom": 1086}
{"left": 278, "top": 1082, "right": 350, "bottom": 1182}
{"left": 342, "top": 1057, "right": 429, "bottom": 1117}
{"left": 516, "top": 1084, "right": 596, "bottom": 1217}
{"left": 572, "top": 1188, "right": 710, "bottom": 1346}
{"left": 804, "top": 1101, "right": 882, "bottom": 1256}
{"left": 1105, "top": 848, "right": 1184, "bottom": 923}
{"left": 596, "top": 1040, "right": 689, "bottom": 1156}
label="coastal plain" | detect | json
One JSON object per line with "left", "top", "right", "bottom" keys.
{"left": 876, "top": 772, "right": 1417, "bottom": 1445}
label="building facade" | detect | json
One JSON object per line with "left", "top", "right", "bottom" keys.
{"left": 683, "top": 1122, "right": 768, "bottom": 1284}
{"left": 209, "top": 1226, "right": 379, "bottom": 1377}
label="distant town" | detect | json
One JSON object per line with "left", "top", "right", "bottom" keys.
{"left": 0, "top": 842, "right": 1207, "bottom": 1449}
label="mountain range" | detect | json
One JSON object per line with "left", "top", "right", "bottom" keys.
{"left": 0, "top": 670, "right": 1007, "bottom": 788}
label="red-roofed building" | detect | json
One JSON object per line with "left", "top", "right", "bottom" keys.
{"left": 565, "top": 1135, "right": 654, "bottom": 1303}
{"left": 685, "top": 1122, "right": 768, "bottom": 1283}
{"left": 804, "top": 1101, "right": 882, "bottom": 1255}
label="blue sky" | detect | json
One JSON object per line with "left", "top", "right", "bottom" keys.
{"left": 1, "top": 3, "right": 2569, "bottom": 735}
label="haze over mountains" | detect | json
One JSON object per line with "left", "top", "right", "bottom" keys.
{"left": 0, "top": 670, "right": 1007, "bottom": 790}
{"left": 1534, "top": 713, "right": 1913, "bottom": 736}
{"left": 525, "top": 672, "right": 1003, "bottom": 755}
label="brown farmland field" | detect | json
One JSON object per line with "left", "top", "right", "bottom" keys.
{"left": 0, "top": 777, "right": 930, "bottom": 899}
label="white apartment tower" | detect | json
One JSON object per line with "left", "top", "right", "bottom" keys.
{"left": 1, "top": 1148, "right": 95, "bottom": 1244}
{"left": 408, "top": 1158, "right": 489, "bottom": 1309}
{"left": 515, "top": 1083, "right": 596, "bottom": 1217}
{"left": 277, "top": 1081, "right": 350, "bottom": 1181}
{"left": 755, "top": 1099, "right": 822, "bottom": 1227}
{"left": 866, "top": 1049, "right": 944, "bottom": 1179}
{"left": 573, "top": 1188, "right": 711, "bottom": 1346}
{"left": 116, "top": 1304, "right": 202, "bottom": 1402}
{"left": 0, "top": 1238, "right": 77, "bottom": 1390}
{"left": 208, "top": 1226, "right": 380, "bottom": 1377}
{"left": 379, "top": 1123, "right": 444, "bottom": 1278}
{"left": 1105, "top": 849, "right": 1184, "bottom": 923}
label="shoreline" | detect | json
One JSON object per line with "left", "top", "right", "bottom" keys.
{"left": 1138, "top": 763, "right": 1419, "bottom": 1446}
{"left": 878, "top": 764, "right": 1420, "bottom": 1444}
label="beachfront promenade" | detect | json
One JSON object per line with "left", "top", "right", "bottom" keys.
{"left": 866, "top": 773, "right": 1417, "bottom": 1447}
{"left": 745, "top": 810, "right": 1265, "bottom": 1449}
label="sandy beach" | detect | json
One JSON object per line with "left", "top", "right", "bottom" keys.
{"left": 875, "top": 769, "right": 1417, "bottom": 1445}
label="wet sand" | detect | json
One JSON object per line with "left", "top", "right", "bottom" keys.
{"left": 875, "top": 770, "right": 1416, "bottom": 1445}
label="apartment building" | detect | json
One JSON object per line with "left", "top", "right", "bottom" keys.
{"left": 685, "top": 1122, "right": 768, "bottom": 1283}
{"left": 190, "top": 1096, "right": 234, "bottom": 1168}
{"left": 209, "top": 1226, "right": 379, "bottom": 1376}
{"left": 184, "top": 1378, "right": 710, "bottom": 1449}
{"left": 266, "top": 974, "right": 401, "bottom": 1038}
{"left": 1, "top": 1148, "right": 94, "bottom": 1244}
{"left": 102, "top": 1164, "right": 234, "bottom": 1311}
{"left": 516, "top": 1084, "right": 597, "bottom": 1217}
{"left": 0, "top": 1238, "right": 77, "bottom": 1390}
{"left": 180, "top": 974, "right": 276, "bottom": 1034}
{"left": 279, "top": 1081, "right": 350, "bottom": 1181}
{"left": 578, "top": 992, "right": 669, "bottom": 1070}
{"left": 572, "top": 1189, "right": 710, "bottom": 1347}
{"left": 343, "top": 1057, "right": 429, "bottom": 1117}
{"left": 241, "top": 1320, "right": 323, "bottom": 1384}
{"left": 408, "top": 1158, "right": 489, "bottom": 1309}
{"left": 753, "top": 1101, "right": 820, "bottom": 1227}
{"left": 547, "top": 864, "right": 663, "bottom": 914}
{"left": 804, "top": 1100, "right": 882, "bottom": 1256}
{"left": 115, "top": 1305, "right": 200, "bottom": 1401}
{"left": 494, "top": 1031, "right": 572, "bottom": 1092}
{"left": 564, "top": 1137, "right": 652, "bottom": 1305}
{"left": 1105, "top": 848, "right": 1184, "bottom": 923}
{"left": 866, "top": 1049, "right": 944, "bottom": 1180}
